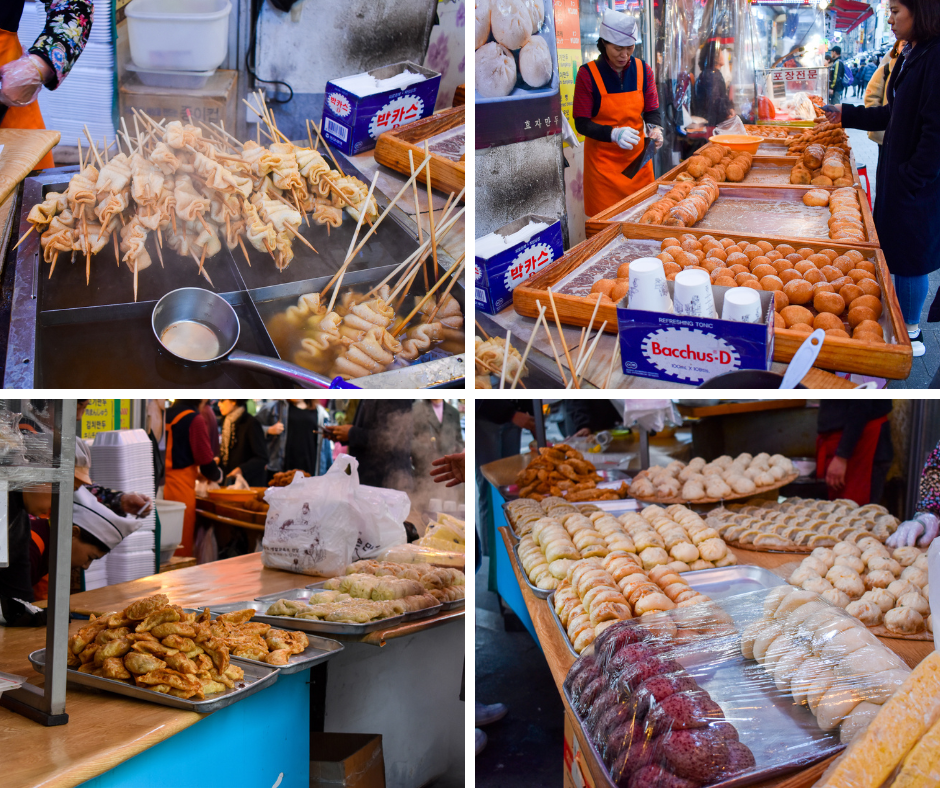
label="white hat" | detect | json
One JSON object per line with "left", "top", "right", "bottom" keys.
{"left": 72, "top": 485, "right": 143, "bottom": 551}
{"left": 599, "top": 10, "right": 640, "bottom": 47}
{"left": 74, "top": 438, "right": 92, "bottom": 485}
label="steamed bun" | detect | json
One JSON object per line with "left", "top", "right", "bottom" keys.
{"left": 519, "top": 36, "right": 553, "bottom": 88}
{"left": 475, "top": 0, "right": 491, "bottom": 49}
{"left": 523, "top": 0, "right": 545, "bottom": 32}
{"left": 476, "top": 42, "right": 517, "bottom": 98}
{"left": 490, "top": 0, "right": 533, "bottom": 50}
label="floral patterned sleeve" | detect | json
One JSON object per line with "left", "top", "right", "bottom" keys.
{"left": 916, "top": 441, "right": 940, "bottom": 517}
{"left": 27, "top": 0, "right": 94, "bottom": 91}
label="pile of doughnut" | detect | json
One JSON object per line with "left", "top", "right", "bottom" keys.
{"left": 787, "top": 121, "right": 850, "bottom": 156}
{"left": 684, "top": 143, "right": 754, "bottom": 182}
{"left": 787, "top": 539, "right": 931, "bottom": 635}
{"left": 791, "top": 144, "right": 854, "bottom": 187}
{"left": 554, "top": 553, "right": 712, "bottom": 653}
{"left": 639, "top": 178, "right": 719, "bottom": 227}
{"left": 652, "top": 234, "right": 885, "bottom": 341}
{"left": 744, "top": 125, "right": 791, "bottom": 139}
{"left": 629, "top": 452, "right": 795, "bottom": 502}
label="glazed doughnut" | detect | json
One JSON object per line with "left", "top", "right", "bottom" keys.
{"left": 814, "top": 291, "right": 845, "bottom": 315}
{"left": 804, "top": 189, "right": 830, "bottom": 206}
{"left": 838, "top": 283, "right": 864, "bottom": 305}
{"left": 853, "top": 320, "right": 883, "bottom": 338}
{"left": 851, "top": 295, "right": 882, "bottom": 319}
{"left": 780, "top": 305, "right": 814, "bottom": 327}
{"left": 814, "top": 312, "right": 844, "bottom": 331}
{"left": 784, "top": 279, "right": 813, "bottom": 305}
{"left": 848, "top": 305, "right": 878, "bottom": 328}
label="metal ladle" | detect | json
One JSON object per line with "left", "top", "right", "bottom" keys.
{"left": 151, "top": 288, "right": 348, "bottom": 388}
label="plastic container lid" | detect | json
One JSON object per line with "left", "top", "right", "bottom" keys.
{"left": 125, "top": 0, "right": 231, "bottom": 21}
{"left": 125, "top": 62, "right": 216, "bottom": 89}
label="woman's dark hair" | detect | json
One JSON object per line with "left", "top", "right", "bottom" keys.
{"left": 898, "top": 0, "right": 940, "bottom": 40}
{"left": 597, "top": 38, "right": 634, "bottom": 59}
{"left": 173, "top": 399, "right": 203, "bottom": 411}
{"left": 698, "top": 41, "right": 720, "bottom": 72}
{"left": 76, "top": 526, "right": 110, "bottom": 555}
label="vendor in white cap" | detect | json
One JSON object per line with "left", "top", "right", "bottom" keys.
{"left": 25, "top": 438, "right": 151, "bottom": 602}
{"left": 573, "top": 9, "right": 664, "bottom": 218}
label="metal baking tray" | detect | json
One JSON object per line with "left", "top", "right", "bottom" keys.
{"left": 562, "top": 591, "right": 846, "bottom": 788}
{"left": 209, "top": 595, "right": 441, "bottom": 636}
{"left": 309, "top": 580, "right": 466, "bottom": 610}
{"left": 5, "top": 167, "right": 464, "bottom": 388}
{"left": 439, "top": 596, "right": 465, "bottom": 611}
{"left": 511, "top": 539, "right": 554, "bottom": 599}
{"left": 547, "top": 591, "right": 578, "bottom": 658}
{"left": 304, "top": 580, "right": 447, "bottom": 621}
{"left": 28, "top": 649, "right": 278, "bottom": 713}
{"left": 180, "top": 607, "right": 345, "bottom": 676}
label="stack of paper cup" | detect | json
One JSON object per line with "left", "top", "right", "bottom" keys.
{"left": 673, "top": 269, "right": 718, "bottom": 318}
{"left": 628, "top": 257, "right": 672, "bottom": 313}
{"left": 721, "top": 287, "right": 763, "bottom": 323}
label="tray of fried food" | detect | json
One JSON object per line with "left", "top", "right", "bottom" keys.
{"left": 514, "top": 443, "right": 628, "bottom": 502}
{"left": 34, "top": 593, "right": 282, "bottom": 712}
{"left": 331, "top": 559, "right": 465, "bottom": 610}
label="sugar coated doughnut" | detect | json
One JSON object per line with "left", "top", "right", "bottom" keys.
{"left": 814, "top": 312, "right": 844, "bottom": 331}
{"left": 784, "top": 279, "right": 813, "bottom": 305}
{"left": 803, "top": 189, "right": 830, "bottom": 206}
{"left": 781, "top": 305, "right": 814, "bottom": 327}
{"left": 848, "top": 306, "right": 878, "bottom": 328}
{"left": 773, "top": 290, "right": 789, "bottom": 312}
{"left": 814, "top": 291, "right": 846, "bottom": 315}
{"left": 852, "top": 295, "right": 882, "bottom": 319}
{"left": 826, "top": 328, "right": 850, "bottom": 339}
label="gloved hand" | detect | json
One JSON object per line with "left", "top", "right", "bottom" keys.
{"left": 648, "top": 124, "right": 665, "bottom": 150}
{"left": 0, "top": 54, "right": 50, "bottom": 107}
{"left": 885, "top": 511, "right": 939, "bottom": 548}
{"left": 611, "top": 126, "right": 640, "bottom": 150}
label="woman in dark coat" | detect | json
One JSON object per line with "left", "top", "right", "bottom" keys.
{"left": 821, "top": 0, "right": 940, "bottom": 359}
{"left": 217, "top": 399, "right": 268, "bottom": 487}
{"left": 693, "top": 41, "right": 734, "bottom": 127}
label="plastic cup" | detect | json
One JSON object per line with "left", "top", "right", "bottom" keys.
{"left": 673, "top": 269, "right": 718, "bottom": 318}
{"left": 627, "top": 257, "right": 672, "bottom": 313}
{"left": 721, "top": 287, "right": 763, "bottom": 323}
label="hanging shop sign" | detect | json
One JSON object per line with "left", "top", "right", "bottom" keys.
{"left": 81, "top": 400, "right": 131, "bottom": 439}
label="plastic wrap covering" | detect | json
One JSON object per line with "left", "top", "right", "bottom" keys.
{"left": 376, "top": 543, "right": 465, "bottom": 568}
{"left": 564, "top": 585, "right": 912, "bottom": 788}
{"left": 811, "top": 651, "right": 940, "bottom": 788}
{"left": 0, "top": 401, "right": 68, "bottom": 490}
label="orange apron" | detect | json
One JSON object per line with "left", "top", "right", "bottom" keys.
{"left": 163, "top": 410, "right": 200, "bottom": 557}
{"left": 0, "top": 31, "right": 54, "bottom": 170}
{"left": 583, "top": 57, "right": 654, "bottom": 219}
{"left": 816, "top": 415, "right": 890, "bottom": 505}
{"left": 30, "top": 529, "right": 49, "bottom": 601}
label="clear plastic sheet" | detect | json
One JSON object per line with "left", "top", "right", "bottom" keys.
{"left": 376, "top": 543, "right": 465, "bottom": 567}
{"left": 563, "top": 584, "right": 910, "bottom": 788}
{"left": 426, "top": 126, "right": 466, "bottom": 162}
{"left": 553, "top": 236, "right": 662, "bottom": 298}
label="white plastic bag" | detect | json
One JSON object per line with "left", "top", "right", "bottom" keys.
{"left": 261, "top": 456, "right": 408, "bottom": 576}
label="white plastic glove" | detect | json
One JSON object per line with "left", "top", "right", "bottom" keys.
{"left": 611, "top": 126, "right": 640, "bottom": 150}
{"left": 886, "top": 516, "right": 926, "bottom": 548}
{"left": 648, "top": 124, "right": 665, "bottom": 150}
{"left": 0, "top": 54, "right": 49, "bottom": 107}
{"left": 917, "top": 512, "right": 940, "bottom": 547}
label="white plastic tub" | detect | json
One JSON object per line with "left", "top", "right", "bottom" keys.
{"left": 126, "top": 62, "right": 216, "bottom": 89}
{"left": 155, "top": 498, "right": 186, "bottom": 558}
{"left": 125, "top": 0, "right": 232, "bottom": 72}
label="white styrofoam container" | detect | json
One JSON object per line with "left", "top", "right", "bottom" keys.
{"left": 125, "top": 0, "right": 231, "bottom": 72}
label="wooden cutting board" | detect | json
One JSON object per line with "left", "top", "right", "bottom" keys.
{"left": 0, "top": 128, "right": 60, "bottom": 206}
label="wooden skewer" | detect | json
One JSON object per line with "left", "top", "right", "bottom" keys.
{"left": 133, "top": 258, "right": 138, "bottom": 303}
{"left": 12, "top": 225, "right": 35, "bottom": 251}
{"left": 576, "top": 293, "right": 604, "bottom": 372}
{"left": 80, "top": 214, "right": 90, "bottom": 285}
{"left": 113, "top": 233, "right": 120, "bottom": 267}
{"left": 305, "top": 119, "right": 316, "bottom": 151}
{"left": 423, "top": 252, "right": 463, "bottom": 323}
{"left": 320, "top": 176, "right": 358, "bottom": 211}
{"left": 262, "top": 237, "right": 278, "bottom": 264}
{"left": 133, "top": 115, "right": 143, "bottom": 155}
{"left": 285, "top": 224, "right": 318, "bottom": 254}
{"left": 512, "top": 305, "right": 546, "bottom": 389}
{"left": 49, "top": 251, "right": 59, "bottom": 278}
{"left": 422, "top": 141, "right": 440, "bottom": 284}
{"left": 604, "top": 338, "right": 620, "bottom": 389}
{"left": 324, "top": 172, "right": 380, "bottom": 310}
{"left": 197, "top": 214, "right": 213, "bottom": 235}
{"left": 547, "top": 287, "right": 579, "bottom": 389}
{"left": 475, "top": 319, "right": 491, "bottom": 341}
{"left": 77, "top": 135, "right": 84, "bottom": 170}
{"left": 314, "top": 119, "right": 345, "bottom": 176}
{"left": 237, "top": 235, "right": 252, "bottom": 267}
{"left": 499, "top": 330, "right": 513, "bottom": 390}
{"left": 476, "top": 355, "right": 526, "bottom": 388}
{"left": 83, "top": 125, "right": 103, "bottom": 169}
{"left": 153, "top": 233, "right": 164, "bottom": 268}
{"left": 535, "top": 298, "right": 569, "bottom": 387}
{"left": 571, "top": 321, "right": 608, "bottom": 389}
{"left": 406, "top": 150, "right": 427, "bottom": 291}
{"left": 391, "top": 251, "right": 425, "bottom": 313}
{"left": 393, "top": 256, "right": 464, "bottom": 337}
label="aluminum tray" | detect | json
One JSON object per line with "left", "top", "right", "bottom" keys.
{"left": 28, "top": 649, "right": 278, "bottom": 713}
{"left": 209, "top": 595, "right": 441, "bottom": 636}
{"left": 562, "top": 598, "right": 845, "bottom": 788}
{"left": 547, "top": 591, "right": 578, "bottom": 658}
{"left": 300, "top": 582, "right": 465, "bottom": 611}
{"left": 180, "top": 607, "right": 345, "bottom": 676}
{"left": 304, "top": 580, "right": 445, "bottom": 622}
{"left": 511, "top": 539, "right": 554, "bottom": 599}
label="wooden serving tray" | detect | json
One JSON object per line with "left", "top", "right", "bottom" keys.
{"left": 374, "top": 105, "right": 464, "bottom": 197}
{"left": 453, "top": 84, "right": 465, "bottom": 106}
{"left": 657, "top": 156, "right": 860, "bottom": 191}
{"left": 511, "top": 223, "right": 912, "bottom": 380}
{"left": 585, "top": 181, "right": 877, "bottom": 246}
{"left": 632, "top": 472, "right": 799, "bottom": 506}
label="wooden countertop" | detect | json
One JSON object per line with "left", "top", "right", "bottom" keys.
{"left": 0, "top": 553, "right": 463, "bottom": 788}
{"left": 677, "top": 400, "right": 810, "bottom": 419}
{"left": 499, "top": 527, "right": 933, "bottom": 788}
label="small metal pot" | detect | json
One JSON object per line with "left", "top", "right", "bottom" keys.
{"left": 152, "top": 288, "right": 335, "bottom": 388}
{"left": 697, "top": 370, "right": 807, "bottom": 389}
